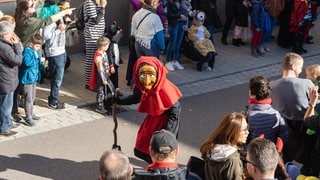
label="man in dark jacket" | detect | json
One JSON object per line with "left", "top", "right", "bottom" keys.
{"left": 133, "top": 129, "right": 189, "bottom": 180}
{"left": 0, "top": 21, "right": 22, "bottom": 136}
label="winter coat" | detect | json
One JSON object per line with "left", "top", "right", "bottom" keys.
{"left": 19, "top": 46, "right": 41, "bottom": 84}
{"left": 247, "top": 103, "right": 288, "bottom": 144}
{"left": 0, "top": 38, "right": 22, "bottom": 94}
{"left": 203, "top": 144, "right": 243, "bottom": 180}
{"left": 235, "top": 0, "right": 250, "bottom": 26}
{"left": 15, "top": 16, "right": 53, "bottom": 47}
{"left": 167, "top": 0, "right": 183, "bottom": 27}
{"left": 251, "top": 0, "right": 265, "bottom": 29}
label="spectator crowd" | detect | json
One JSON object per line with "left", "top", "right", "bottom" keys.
{"left": 0, "top": 0, "right": 320, "bottom": 179}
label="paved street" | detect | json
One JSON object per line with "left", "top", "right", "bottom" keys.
{"left": 0, "top": 25, "right": 319, "bottom": 178}
{"left": 0, "top": 82, "right": 250, "bottom": 179}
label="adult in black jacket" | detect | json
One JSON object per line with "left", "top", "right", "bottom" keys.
{"left": 221, "top": 0, "right": 237, "bottom": 45}
{"left": 0, "top": 21, "right": 23, "bottom": 136}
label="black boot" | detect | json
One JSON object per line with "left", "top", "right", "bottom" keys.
{"left": 208, "top": 52, "right": 215, "bottom": 69}
{"left": 292, "top": 44, "right": 304, "bottom": 54}
{"left": 196, "top": 62, "right": 203, "bottom": 71}
{"left": 239, "top": 39, "right": 245, "bottom": 45}
{"left": 232, "top": 38, "right": 240, "bottom": 47}
{"left": 221, "top": 37, "right": 228, "bottom": 45}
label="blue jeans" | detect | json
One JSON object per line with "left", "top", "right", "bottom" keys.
{"left": 48, "top": 53, "right": 66, "bottom": 104}
{"left": 166, "top": 21, "right": 185, "bottom": 62}
{"left": 0, "top": 91, "right": 13, "bottom": 132}
{"left": 135, "top": 41, "right": 160, "bottom": 59}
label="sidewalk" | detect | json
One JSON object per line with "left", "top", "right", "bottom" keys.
{"left": 2, "top": 26, "right": 320, "bottom": 142}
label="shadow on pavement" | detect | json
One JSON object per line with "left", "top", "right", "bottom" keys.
{"left": 0, "top": 154, "right": 98, "bottom": 179}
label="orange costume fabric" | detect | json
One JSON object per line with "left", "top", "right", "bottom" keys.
{"left": 133, "top": 56, "right": 182, "bottom": 155}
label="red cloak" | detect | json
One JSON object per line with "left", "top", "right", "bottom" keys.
{"left": 133, "top": 56, "right": 182, "bottom": 155}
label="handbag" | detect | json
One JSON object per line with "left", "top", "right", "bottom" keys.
{"left": 213, "top": 10, "right": 222, "bottom": 29}
{"left": 130, "top": 12, "right": 152, "bottom": 46}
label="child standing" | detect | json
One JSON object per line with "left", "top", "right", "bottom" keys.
{"left": 251, "top": 0, "right": 265, "bottom": 57}
{"left": 89, "top": 36, "right": 114, "bottom": 114}
{"left": 19, "top": 34, "right": 43, "bottom": 126}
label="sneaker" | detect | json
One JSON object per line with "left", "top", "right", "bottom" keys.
{"left": 257, "top": 46, "right": 265, "bottom": 56}
{"left": 95, "top": 106, "right": 108, "bottom": 114}
{"left": 48, "top": 101, "right": 65, "bottom": 109}
{"left": 25, "top": 117, "right": 35, "bottom": 127}
{"left": 10, "top": 123, "right": 20, "bottom": 129}
{"left": 32, "top": 114, "right": 41, "bottom": 120}
{"left": 264, "top": 46, "right": 271, "bottom": 53}
{"left": 165, "top": 62, "right": 175, "bottom": 71}
{"left": 0, "top": 130, "right": 17, "bottom": 136}
{"left": 174, "top": 61, "right": 184, "bottom": 70}
{"left": 206, "top": 67, "right": 212, "bottom": 71}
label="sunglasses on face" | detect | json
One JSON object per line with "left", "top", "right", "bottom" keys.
{"left": 242, "top": 157, "right": 259, "bottom": 168}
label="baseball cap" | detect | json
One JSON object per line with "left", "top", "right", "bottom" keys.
{"left": 150, "top": 129, "right": 177, "bottom": 154}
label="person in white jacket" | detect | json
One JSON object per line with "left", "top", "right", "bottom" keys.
{"left": 39, "top": 0, "right": 72, "bottom": 109}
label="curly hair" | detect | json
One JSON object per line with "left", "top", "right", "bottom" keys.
{"left": 249, "top": 76, "right": 271, "bottom": 101}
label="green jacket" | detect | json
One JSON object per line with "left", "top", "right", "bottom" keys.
{"left": 15, "top": 17, "right": 53, "bottom": 46}
{"left": 203, "top": 144, "right": 244, "bottom": 180}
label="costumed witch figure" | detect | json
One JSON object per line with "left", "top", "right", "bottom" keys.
{"left": 116, "top": 56, "right": 182, "bottom": 163}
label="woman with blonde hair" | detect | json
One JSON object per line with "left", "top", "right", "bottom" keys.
{"left": 200, "top": 112, "right": 248, "bottom": 180}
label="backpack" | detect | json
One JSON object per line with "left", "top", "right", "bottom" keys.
{"left": 75, "top": 2, "right": 86, "bottom": 31}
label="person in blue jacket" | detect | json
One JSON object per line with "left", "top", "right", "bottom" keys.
{"left": 19, "top": 34, "right": 43, "bottom": 126}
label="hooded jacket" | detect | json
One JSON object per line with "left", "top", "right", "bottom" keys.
{"left": 203, "top": 144, "right": 243, "bottom": 180}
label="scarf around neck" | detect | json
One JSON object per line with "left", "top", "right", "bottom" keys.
{"left": 248, "top": 97, "right": 272, "bottom": 105}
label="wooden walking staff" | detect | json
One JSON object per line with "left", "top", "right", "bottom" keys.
{"left": 112, "top": 88, "right": 121, "bottom": 151}
{"left": 105, "top": 77, "right": 121, "bottom": 150}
